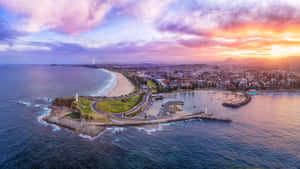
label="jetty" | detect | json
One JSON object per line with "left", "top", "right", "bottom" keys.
{"left": 88, "top": 113, "right": 232, "bottom": 127}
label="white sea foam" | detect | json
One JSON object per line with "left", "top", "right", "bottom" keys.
{"left": 136, "top": 124, "right": 169, "bottom": 135}
{"left": 78, "top": 130, "right": 106, "bottom": 140}
{"left": 34, "top": 104, "right": 41, "bottom": 108}
{"left": 90, "top": 69, "right": 117, "bottom": 97}
{"left": 78, "top": 134, "right": 95, "bottom": 140}
{"left": 135, "top": 122, "right": 181, "bottom": 135}
{"left": 36, "top": 97, "right": 53, "bottom": 102}
{"left": 106, "top": 127, "right": 126, "bottom": 134}
{"left": 17, "top": 100, "right": 32, "bottom": 107}
{"left": 37, "top": 107, "right": 61, "bottom": 131}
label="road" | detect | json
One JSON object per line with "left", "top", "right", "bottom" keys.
{"left": 90, "top": 90, "right": 151, "bottom": 120}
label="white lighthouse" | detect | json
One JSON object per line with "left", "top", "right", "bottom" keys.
{"left": 75, "top": 93, "right": 79, "bottom": 102}
{"left": 92, "top": 59, "right": 96, "bottom": 65}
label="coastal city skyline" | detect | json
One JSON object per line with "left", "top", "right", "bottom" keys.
{"left": 1, "top": 0, "right": 300, "bottom": 64}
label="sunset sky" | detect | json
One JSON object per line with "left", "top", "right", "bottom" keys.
{"left": 1, "top": 0, "right": 300, "bottom": 64}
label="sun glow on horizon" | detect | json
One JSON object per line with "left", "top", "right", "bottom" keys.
{"left": 205, "top": 24, "right": 300, "bottom": 60}
{"left": 270, "top": 45, "right": 300, "bottom": 58}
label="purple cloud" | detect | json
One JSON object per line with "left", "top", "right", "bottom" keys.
{"left": 0, "top": 19, "right": 24, "bottom": 42}
{"left": 0, "top": 0, "right": 175, "bottom": 34}
{"left": 156, "top": 0, "right": 300, "bottom": 37}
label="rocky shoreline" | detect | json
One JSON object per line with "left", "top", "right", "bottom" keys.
{"left": 42, "top": 106, "right": 106, "bottom": 137}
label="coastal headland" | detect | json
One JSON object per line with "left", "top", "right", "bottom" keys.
{"left": 43, "top": 106, "right": 231, "bottom": 137}
{"left": 43, "top": 68, "right": 233, "bottom": 138}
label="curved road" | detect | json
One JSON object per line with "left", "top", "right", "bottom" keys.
{"left": 91, "top": 90, "right": 151, "bottom": 120}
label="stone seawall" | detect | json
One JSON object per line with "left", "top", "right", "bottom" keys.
{"left": 89, "top": 113, "right": 232, "bottom": 127}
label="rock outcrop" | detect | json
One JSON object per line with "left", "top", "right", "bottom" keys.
{"left": 53, "top": 98, "right": 75, "bottom": 108}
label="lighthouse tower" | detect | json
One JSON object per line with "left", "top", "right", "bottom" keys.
{"left": 75, "top": 93, "right": 79, "bottom": 102}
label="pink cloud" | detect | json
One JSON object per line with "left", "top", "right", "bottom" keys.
{"left": 124, "top": 0, "right": 174, "bottom": 22}
{"left": 0, "top": 0, "right": 175, "bottom": 35}
{"left": 0, "top": 0, "right": 128, "bottom": 34}
{"left": 157, "top": 0, "right": 300, "bottom": 37}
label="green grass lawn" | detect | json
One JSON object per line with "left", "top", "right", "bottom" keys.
{"left": 77, "top": 97, "right": 94, "bottom": 114}
{"left": 65, "top": 97, "right": 113, "bottom": 122}
{"left": 96, "top": 94, "right": 142, "bottom": 113}
{"left": 147, "top": 80, "right": 157, "bottom": 89}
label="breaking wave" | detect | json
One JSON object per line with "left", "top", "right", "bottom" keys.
{"left": 16, "top": 100, "right": 32, "bottom": 107}
{"left": 37, "top": 107, "right": 60, "bottom": 131}
{"left": 106, "top": 127, "right": 126, "bottom": 134}
{"left": 90, "top": 69, "right": 117, "bottom": 97}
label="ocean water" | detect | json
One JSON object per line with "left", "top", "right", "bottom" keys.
{"left": 1, "top": 65, "right": 300, "bottom": 169}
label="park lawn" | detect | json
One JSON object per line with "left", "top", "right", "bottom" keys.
{"left": 68, "top": 97, "right": 112, "bottom": 122}
{"left": 77, "top": 97, "right": 94, "bottom": 114}
{"left": 96, "top": 94, "right": 142, "bottom": 113}
{"left": 147, "top": 80, "right": 157, "bottom": 89}
{"left": 66, "top": 110, "right": 111, "bottom": 122}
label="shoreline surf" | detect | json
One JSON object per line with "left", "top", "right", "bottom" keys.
{"left": 90, "top": 69, "right": 117, "bottom": 96}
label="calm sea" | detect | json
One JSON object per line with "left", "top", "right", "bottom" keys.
{"left": 0, "top": 65, "right": 300, "bottom": 169}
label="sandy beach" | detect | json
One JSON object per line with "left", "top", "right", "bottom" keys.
{"left": 107, "top": 70, "right": 135, "bottom": 97}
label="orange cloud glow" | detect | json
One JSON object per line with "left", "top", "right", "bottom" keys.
{"left": 203, "top": 24, "right": 300, "bottom": 59}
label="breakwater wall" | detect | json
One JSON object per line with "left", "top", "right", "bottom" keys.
{"left": 89, "top": 113, "right": 232, "bottom": 127}
{"left": 222, "top": 93, "right": 252, "bottom": 108}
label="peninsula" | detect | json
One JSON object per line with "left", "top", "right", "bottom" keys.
{"left": 42, "top": 68, "right": 232, "bottom": 138}
{"left": 44, "top": 61, "right": 300, "bottom": 137}
{"left": 44, "top": 62, "right": 300, "bottom": 138}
